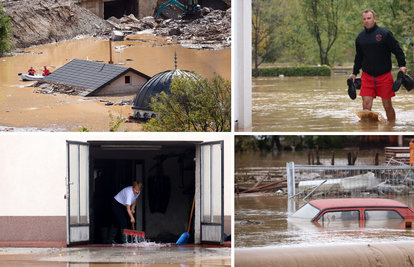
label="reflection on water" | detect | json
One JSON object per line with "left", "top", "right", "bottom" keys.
{"left": 252, "top": 73, "right": 414, "bottom": 132}
{"left": 235, "top": 195, "right": 414, "bottom": 248}
{"left": 236, "top": 149, "right": 386, "bottom": 169}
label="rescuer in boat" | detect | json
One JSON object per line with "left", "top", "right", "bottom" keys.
{"left": 42, "top": 66, "right": 50, "bottom": 76}
{"left": 107, "top": 181, "right": 144, "bottom": 244}
{"left": 28, "top": 67, "right": 36, "bottom": 76}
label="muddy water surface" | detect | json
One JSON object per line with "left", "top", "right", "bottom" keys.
{"left": 235, "top": 195, "right": 414, "bottom": 248}
{"left": 0, "top": 246, "right": 231, "bottom": 266}
{"left": 0, "top": 35, "right": 230, "bottom": 131}
{"left": 252, "top": 72, "right": 414, "bottom": 132}
{"left": 236, "top": 149, "right": 387, "bottom": 170}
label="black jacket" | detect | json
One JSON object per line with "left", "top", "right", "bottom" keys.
{"left": 352, "top": 23, "right": 406, "bottom": 77}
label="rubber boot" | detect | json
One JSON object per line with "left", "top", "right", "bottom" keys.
{"left": 107, "top": 225, "right": 118, "bottom": 244}
{"left": 392, "top": 71, "right": 403, "bottom": 92}
{"left": 121, "top": 229, "right": 127, "bottom": 244}
{"left": 402, "top": 74, "right": 414, "bottom": 91}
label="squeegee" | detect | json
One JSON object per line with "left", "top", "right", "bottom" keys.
{"left": 124, "top": 224, "right": 145, "bottom": 237}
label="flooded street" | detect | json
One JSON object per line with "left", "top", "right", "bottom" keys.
{"left": 0, "top": 35, "right": 230, "bottom": 131}
{"left": 235, "top": 195, "right": 414, "bottom": 248}
{"left": 0, "top": 246, "right": 231, "bottom": 266}
{"left": 252, "top": 72, "right": 414, "bottom": 132}
{"left": 235, "top": 149, "right": 414, "bottom": 248}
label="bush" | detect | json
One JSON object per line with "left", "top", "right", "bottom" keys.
{"left": 0, "top": 4, "right": 12, "bottom": 56}
{"left": 252, "top": 65, "right": 331, "bottom": 77}
{"left": 143, "top": 72, "right": 231, "bottom": 132}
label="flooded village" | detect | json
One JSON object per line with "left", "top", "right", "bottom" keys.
{"left": 0, "top": 0, "right": 231, "bottom": 131}
{"left": 235, "top": 135, "right": 414, "bottom": 266}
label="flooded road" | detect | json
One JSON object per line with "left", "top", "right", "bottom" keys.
{"left": 0, "top": 246, "right": 231, "bottom": 266}
{"left": 252, "top": 72, "right": 414, "bottom": 132}
{"left": 235, "top": 195, "right": 414, "bottom": 248}
{"left": 0, "top": 35, "right": 230, "bottom": 131}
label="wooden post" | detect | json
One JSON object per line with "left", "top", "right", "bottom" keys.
{"left": 331, "top": 151, "right": 335, "bottom": 165}
{"left": 236, "top": 184, "right": 240, "bottom": 196}
{"left": 375, "top": 152, "right": 379, "bottom": 166}
{"left": 347, "top": 152, "right": 352, "bottom": 165}
{"left": 352, "top": 151, "right": 358, "bottom": 165}
{"left": 308, "top": 150, "right": 311, "bottom": 165}
{"left": 316, "top": 145, "right": 321, "bottom": 165}
{"left": 109, "top": 39, "right": 114, "bottom": 64}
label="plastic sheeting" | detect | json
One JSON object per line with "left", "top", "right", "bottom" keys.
{"left": 298, "top": 172, "right": 380, "bottom": 193}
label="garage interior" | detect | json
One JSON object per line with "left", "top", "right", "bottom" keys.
{"left": 88, "top": 141, "right": 197, "bottom": 244}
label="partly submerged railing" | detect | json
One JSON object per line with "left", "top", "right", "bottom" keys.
{"left": 286, "top": 162, "right": 414, "bottom": 198}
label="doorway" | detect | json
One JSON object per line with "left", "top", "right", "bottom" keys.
{"left": 88, "top": 141, "right": 197, "bottom": 244}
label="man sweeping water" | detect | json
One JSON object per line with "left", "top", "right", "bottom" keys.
{"left": 347, "top": 9, "right": 408, "bottom": 122}
{"left": 107, "top": 181, "right": 143, "bottom": 244}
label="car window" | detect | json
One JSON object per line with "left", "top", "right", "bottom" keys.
{"left": 317, "top": 210, "right": 359, "bottom": 223}
{"left": 289, "top": 203, "right": 320, "bottom": 221}
{"left": 365, "top": 210, "right": 403, "bottom": 220}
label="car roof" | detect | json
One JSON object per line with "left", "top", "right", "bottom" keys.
{"left": 309, "top": 198, "right": 409, "bottom": 210}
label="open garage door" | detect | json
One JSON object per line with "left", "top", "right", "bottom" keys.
{"left": 200, "top": 141, "right": 224, "bottom": 244}
{"left": 66, "top": 141, "right": 90, "bottom": 245}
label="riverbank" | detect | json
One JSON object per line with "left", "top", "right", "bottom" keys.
{"left": 1, "top": 0, "right": 231, "bottom": 51}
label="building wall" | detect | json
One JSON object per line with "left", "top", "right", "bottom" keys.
{"left": 0, "top": 133, "right": 232, "bottom": 246}
{"left": 96, "top": 71, "right": 149, "bottom": 96}
{"left": 138, "top": 0, "right": 158, "bottom": 19}
{"left": 81, "top": 0, "right": 105, "bottom": 19}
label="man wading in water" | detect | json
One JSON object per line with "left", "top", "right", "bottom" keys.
{"left": 348, "top": 9, "right": 407, "bottom": 122}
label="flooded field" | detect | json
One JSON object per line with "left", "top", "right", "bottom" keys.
{"left": 0, "top": 35, "right": 230, "bottom": 131}
{"left": 236, "top": 149, "right": 387, "bottom": 170}
{"left": 252, "top": 72, "right": 414, "bottom": 132}
{"left": 235, "top": 195, "right": 414, "bottom": 248}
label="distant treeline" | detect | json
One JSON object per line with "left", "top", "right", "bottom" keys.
{"left": 252, "top": 65, "right": 331, "bottom": 77}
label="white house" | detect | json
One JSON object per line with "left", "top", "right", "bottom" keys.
{"left": 0, "top": 133, "right": 232, "bottom": 247}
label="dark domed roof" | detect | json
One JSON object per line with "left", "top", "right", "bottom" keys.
{"left": 132, "top": 69, "right": 197, "bottom": 110}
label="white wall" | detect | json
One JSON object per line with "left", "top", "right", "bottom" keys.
{"left": 97, "top": 71, "right": 149, "bottom": 96}
{"left": 0, "top": 133, "right": 233, "bottom": 217}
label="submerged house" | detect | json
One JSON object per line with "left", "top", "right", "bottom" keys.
{"left": 44, "top": 58, "right": 151, "bottom": 96}
{"left": 0, "top": 133, "right": 231, "bottom": 247}
{"left": 132, "top": 68, "right": 199, "bottom": 119}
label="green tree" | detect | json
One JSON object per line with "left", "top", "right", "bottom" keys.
{"left": 108, "top": 110, "right": 126, "bottom": 132}
{"left": 143, "top": 72, "right": 231, "bottom": 132}
{"left": 300, "top": 0, "right": 348, "bottom": 66}
{"left": 0, "top": 3, "right": 12, "bottom": 56}
{"left": 235, "top": 136, "right": 259, "bottom": 153}
{"left": 252, "top": 0, "right": 286, "bottom": 77}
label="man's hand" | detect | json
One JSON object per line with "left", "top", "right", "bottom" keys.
{"left": 130, "top": 217, "right": 135, "bottom": 223}
{"left": 348, "top": 74, "right": 356, "bottom": 82}
{"left": 399, "top": 66, "right": 407, "bottom": 76}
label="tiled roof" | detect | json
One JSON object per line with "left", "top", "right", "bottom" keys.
{"left": 44, "top": 58, "right": 151, "bottom": 96}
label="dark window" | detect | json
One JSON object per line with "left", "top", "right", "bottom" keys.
{"left": 317, "top": 210, "right": 359, "bottom": 222}
{"left": 365, "top": 210, "right": 403, "bottom": 220}
{"left": 125, "top": 76, "right": 131, "bottom": 84}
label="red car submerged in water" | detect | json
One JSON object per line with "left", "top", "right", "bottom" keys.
{"left": 289, "top": 198, "right": 414, "bottom": 227}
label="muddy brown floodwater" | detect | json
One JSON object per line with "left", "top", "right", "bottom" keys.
{"left": 0, "top": 34, "right": 230, "bottom": 132}
{"left": 235, "top": 195, "right": 414, "bottom": 248}
{"left": 252, "top": 72, "right": 414, "bottom": 132}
